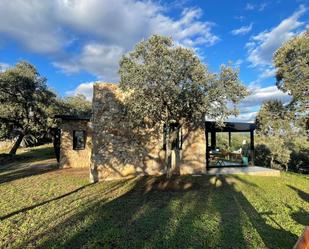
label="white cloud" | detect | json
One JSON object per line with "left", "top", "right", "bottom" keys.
{"left": 243, "top": 85, "right": 291, "bottom": 106}
{"left": 66, "top": 82, "right": 96, "bottom": 101}
{"left": 54, "top": 43, "right": 124, "bottom": 81}
{"left": 0, "top": 0, "right": 219, "bottom": 81}
{"left": 231, "top": 23, "right": 253, "bottom": 36}
{"left": 260, "top": 68, "right": 277, "bottom": 79}
{"left": 233, "top": 59, "right": 244, "bottom": 67}
{"left": 229, "top": 85, "right": 291, "bottom": 122}
{"left": 0, "top": 1, "right": 66, "bottom": 53}
{"left": 258, "top": 3, "right": 267, "bottom": 11}
{"left": 234, "top": 16, "right": 246, "bottom": 21}
{"left": 0, "top": 62, "right": 10, "bottom": 72}
{"left": 246, "top": 5, "right": 307, "bottom": 67}
{"left": 150, "top": 8, "right": 219, "bottom": 47}
{"left": 245, "top": 3, "right": 255, "bottom": 10}
{"left": 245, "top": 3, "right": 267, "bottom": 11}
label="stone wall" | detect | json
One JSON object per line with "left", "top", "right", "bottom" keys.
{"left": 90, "top": 83, "right": 206, "bottom": 181}
{"left": 179, "top": 128, "right": 206, "bottom": 175}
{"left": 59, "top": 120, "right": 92, "bottom": 168}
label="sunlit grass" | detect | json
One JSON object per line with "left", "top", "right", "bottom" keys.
{"left": 0, "top": 145, "right": 308, "bottom": 249}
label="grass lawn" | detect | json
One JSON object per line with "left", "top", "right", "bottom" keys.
{"left": 0, "top": 145, "right": 308, "bottom": 249}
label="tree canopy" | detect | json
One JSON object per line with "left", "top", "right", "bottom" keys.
{"left": 119, "top": 35, "right": 248, "bottom": 129}
{"left": 274, "top": 29, "right": 309, "bottom": 113}
{"left": 57, "top": 94, "right": 92, "bottom": 117}
{"left": 255, "top": 100, "right": 292, "bottom": 170}
{"left": 255, "top": 100, "right": 292, "bottom": 136}
{"left": 0, "top": 61, "right": 57, "bottom": 154}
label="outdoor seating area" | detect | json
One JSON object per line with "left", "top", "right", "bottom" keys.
{"left": 205, "top": 121, "right": 256, "bottom": 169}
{"left": 209, "top": 149, "right": 243, "bottom": 166}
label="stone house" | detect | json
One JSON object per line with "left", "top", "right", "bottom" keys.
{"left": 56, "top": 82, "right": 256, "bottom": 182}
{"left": 56, "top": 82, "right": 207, "bottom": 182}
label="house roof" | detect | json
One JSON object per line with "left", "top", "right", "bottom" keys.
{"left": 205, "top": 121, "right": 256, "bottom": 132}
{"left": 54, "top": 115, "right": 91, "bottom": 121}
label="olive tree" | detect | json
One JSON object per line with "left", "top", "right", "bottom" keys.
{"left": 255, "top": 100, "right": 294, "bottom": 171}
{"left": 255, "top": 100, "right": 292, "bottom": 136}
{"left": 119, "top": 35, "right": 248, "bottom": 175}
{"left": 274, "top": 29, "right": 309, "bottom": 113}
{"left": 0, "top": 61, "right": 56, "bottom": 154}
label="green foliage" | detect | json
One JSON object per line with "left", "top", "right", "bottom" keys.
{"left": 255, "top": 100, "right": 308, "bottom": 171}
{"left": 0, "top": 61, "right": 57, "bottom": 153}
{"left": 255, "top": 101, "right": 292, "bottom": 170}
{"left": 255, "top": 100, "right": 292, "bottom": 136}
{"left": 56, "top": 94, "right": 92, "bottom": 117}
{"left": 287, "top": 136, "right": 309, "bottom": 172}
{"left": 216, "top": 132, "right": 250, "bottom": 151}
{"left": 274, "top": 29, "right": 309, "bottom": 113}
{"left": 257, "top": 135, "right": 309, "bottom": 173}
{"left": 119, "top": 35, "right": 248, "bottom": 129}
{"left": 255, "top": 143, "right": 272, "bottom": 167}
{"left": 256, "top": 135, "right": 291, "bottom": 171}
{"left": 254, "top": 30, "right": 309, "bottom": 171}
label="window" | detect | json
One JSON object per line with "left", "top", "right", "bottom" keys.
{"left": 73, "top": 130, "right": 86, "bottom": 150}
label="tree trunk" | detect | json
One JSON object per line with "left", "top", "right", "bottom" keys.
{"left": 9, "top": 133, "right": 24, "bottom": 155}
{"left": 165, "top": 128, "right": 171, "bottom": 178}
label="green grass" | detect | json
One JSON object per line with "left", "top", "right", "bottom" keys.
{"left": 0, "top": 145, "right": 308, "bottom": 249}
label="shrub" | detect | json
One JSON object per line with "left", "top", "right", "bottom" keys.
{"left": 255, "top": 144, "right": 272, "bottom": 167}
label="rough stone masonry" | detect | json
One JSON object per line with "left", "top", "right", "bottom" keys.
{"left": 89, "top": 83, "right": 206, "bottom": 181}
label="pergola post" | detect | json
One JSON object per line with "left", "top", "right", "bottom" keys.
{"left": 211, "top": 131, "right": 216, "bottom": 150}
{"left": 228, "top": 132, "right": 231, "bottom": 148}
{"left": 205, "top": 127, "right": 209, "bottom": 171}
{"left": 250, "top": 130, "right": 254, "bottom": 165}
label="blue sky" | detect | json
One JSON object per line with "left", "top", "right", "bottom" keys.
{"left": 0, "top": 0, "right": 308, "bottom": 121}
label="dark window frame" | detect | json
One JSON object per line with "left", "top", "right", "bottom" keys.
{"left": 73, "top": 130, "right": 86, "bottom": 150}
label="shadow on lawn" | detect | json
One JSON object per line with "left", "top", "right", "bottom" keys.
{"left": 17, "top": 175, "right": 298, "bottom": 249}
{"left": 287, "top": 185, "right": 309, "bottom": 226}
{"left": 0, "top": 183, "right": 93, "bottom": 221}
{"left": 288, "top": 185, "right": 309, "bottom": 203}
{"left": 0, "top": 163, "right": 58, "bottom": 184}
{"left": 0, "top": 146, "right": 58, "bottom": 184}
{"left": 0, "top": 146, "right": 56, "bottom": 167}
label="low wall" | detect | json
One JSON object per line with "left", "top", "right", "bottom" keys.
{"left": 90, "top": 83, "right": 206, "bottom": 181}
{"left": 59, "top": 120, "right": 92, "bottom": 168}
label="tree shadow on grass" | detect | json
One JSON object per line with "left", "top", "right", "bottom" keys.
{"left": 0, "top": 160, "right": 58, "bottom": 184}
{"left": 0, "top": 146, "right": 58, "bottom": 184}
{"left": 0, "top": 146, "right": 56, "bottom": 167}
{"left": 286, "top": 185, "right": 309, "bottom": 226}
{"left": 288, "top": 185, "right": 309, "bottom": 202}
{"left": 0, "top": 183, "right": 93, "bottom": 221}
{"left": 14, "top": 176, "right": 298, "bottom": 249}
{"left": 227, "top": 176, "right": 298, "bottom": 248}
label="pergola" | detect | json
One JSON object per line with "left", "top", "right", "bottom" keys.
{"left": 205, "top": 121, "right": 256, "bottom": 170}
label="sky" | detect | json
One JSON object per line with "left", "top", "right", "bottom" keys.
{"left": 0, "top": 0, "right": 308, "bottom": 122}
